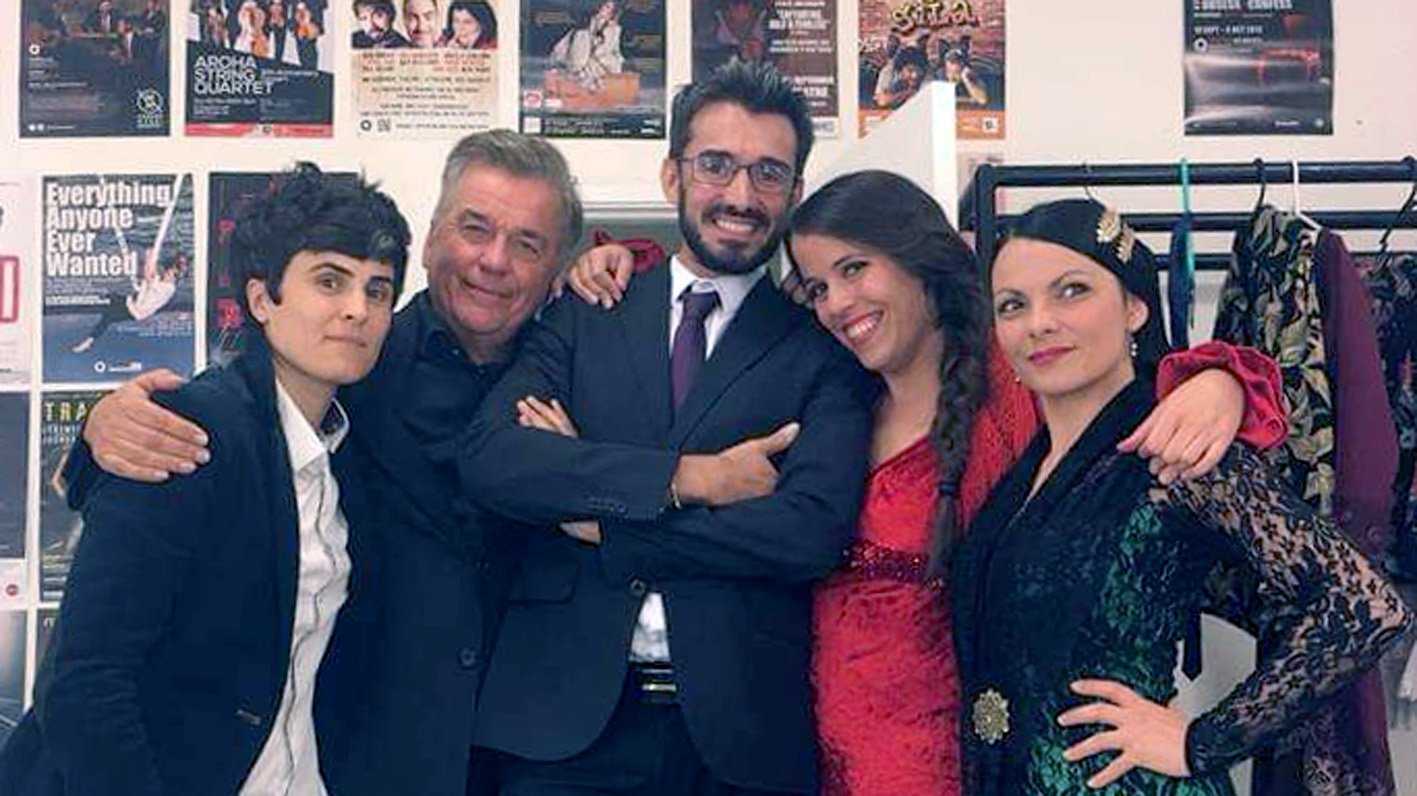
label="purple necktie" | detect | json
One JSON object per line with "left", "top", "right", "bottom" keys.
{"left": 671, "top": 286, "right": 720, "bottom": 413}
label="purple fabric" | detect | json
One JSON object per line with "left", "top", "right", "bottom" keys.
{"left": 1252, "top": 231, "right": 1400, "bottom": 796}
{"left": 670, "top": 288, "right": 719, "bottom": 413}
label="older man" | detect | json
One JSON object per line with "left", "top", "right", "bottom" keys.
{"left": 403, "top": 0, "right": 441, "bottom": 47}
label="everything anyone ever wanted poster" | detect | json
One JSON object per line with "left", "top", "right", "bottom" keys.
{"left": 42, "top": 174, "right": 195, "bottom": 383}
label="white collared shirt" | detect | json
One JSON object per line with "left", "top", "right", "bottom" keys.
{"left": 240, "top": 383, "right": 352, "bottom": 796}
{"left": 630, "top": 256, "right": 764, "bottom": 664}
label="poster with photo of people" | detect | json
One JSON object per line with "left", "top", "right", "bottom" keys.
{"left": 0, "top": 611, "right": 24, "bottom": 744}
{"left": 39, "top": 391, "right": 106, "bottom": 604}
{"left": 206, "top": 171, "right": 355, "bottom": 366}
{"left": 1184, "top": 0, "right": 1334, "bottom": 135}
{"left": 19, "top": 0, "right": 171, "bottom": 137}
{"left": 186, "top": 0, "right": 335, "bottom": 137}
{"left": 0, "top": 179, "right": 35, "bottom": 387}
{"left": 691, "top": 0, "right": 839, "bottom": 137}
{"left": 520, "top": 0, "right": 666, "bottom": 139}
{"left": 0, "top": 394, "right": 30, "bottom": 564}
{"left": 859, "top": 0, "right": 1005, "bottom": 139}
{"left": 352, "top": 0, "right": 501, "bottom": 137}
{"left": 42, "top": 174, "right": 194, "bottom": 384}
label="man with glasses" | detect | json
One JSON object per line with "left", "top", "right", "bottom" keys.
{"left": 460, "top": 60, "right": 873, "bottom": 795}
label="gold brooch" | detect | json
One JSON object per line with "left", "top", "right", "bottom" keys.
{"left": 972, "top": 688, "right": 1010, "bottom": 745}
{"left": 1095, "top": 206, "right": 1135, "bottom": 264}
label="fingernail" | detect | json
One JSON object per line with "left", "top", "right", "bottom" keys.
{"left": 195, "top": 450, "right": 211, "bottom": 464}
{"left": 176, "top": 461, "right": 196, "bottom": 474}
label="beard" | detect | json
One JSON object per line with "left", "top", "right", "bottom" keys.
{"left": 677, "top": 189, "right": 787, "bottom": 276}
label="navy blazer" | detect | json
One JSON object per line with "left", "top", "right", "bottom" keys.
{"left": 319, "top": 296, "right": 524, "bottom": 796}
{"left": 460, "top": 265, "right": 873, "bottom": 794}
{"left": 0, "top": 341, "right": 378, "bottom": 796}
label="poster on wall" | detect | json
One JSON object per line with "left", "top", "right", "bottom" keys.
{"left": 691, "top": 0, "right": 839, "bottom": 138}
{"left": 40, "top": 390, "right": 106, "bottom": 603}
{"left": 0, "top": 394, "right": 30, "bottom": 564}
{"left": 186, "top": 0, "right": 335, "bottom": 137}
{"left": 858, "top": 0, "right": 1005, "bottom": 139}
{"left": 42, "top": 174, "right": 195, "bottom": 383}
{"left": 352, "top": 0, "right": 501, "bottom": 137}
{"left": 1184, "top": 0, "right": 1333, "bottom": 135}
{"left": 0, "top": 611, "right": 24, "bottom": 743}
{"left": 0, "top": 179, "right": 35, "bottom": 386}
{"left": 207, "top": 171, "right": 354, "bottom": 366}
{"left": 18, "top": 0, "right": 171, "bottom": 137}
{"left": 519, "top": 0, "right": 666, "bottom": 139}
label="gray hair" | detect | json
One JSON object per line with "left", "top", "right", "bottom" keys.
{"left": 433, "top": 130, "right": 584, "bottom": 261}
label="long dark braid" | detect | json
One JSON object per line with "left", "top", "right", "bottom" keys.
{"left": 787, "top": 171, "right": 991, "bottom": 577}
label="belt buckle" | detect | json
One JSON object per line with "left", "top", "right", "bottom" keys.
{"left": 972, "top": 688, "right": 1010, "bottom": 745}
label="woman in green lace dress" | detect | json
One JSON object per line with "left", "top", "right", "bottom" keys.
{"left": 952, "top": 199, "right": 1412, "bottom": 795}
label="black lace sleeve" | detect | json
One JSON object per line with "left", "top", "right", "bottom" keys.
{"left": 1159, "top": 444, "right": 1413, "bottom": 776}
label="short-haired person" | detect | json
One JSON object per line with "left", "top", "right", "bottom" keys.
{"left": 352, "top": 0, "right": 409, "bottom": 48}
{"left": 0, "top": 164, "right": 410, "bottom": 796}
{"left": 402, "top": 0, "right": 440, "bottom": 47}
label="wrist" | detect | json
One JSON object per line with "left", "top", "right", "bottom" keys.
{"left": 671, "top": 455, "right": 713, "bottom": 506}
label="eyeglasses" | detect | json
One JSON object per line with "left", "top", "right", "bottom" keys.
{"left": 677, "top": 152, "right": 797, "bottom": 195}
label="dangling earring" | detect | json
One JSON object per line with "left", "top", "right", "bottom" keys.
{"left": 1127, "top": 333, "right": 1138, "bottom": 359}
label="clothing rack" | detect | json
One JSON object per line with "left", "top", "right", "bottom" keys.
{"left": 969, "top": 158, "right": 1417, "bottom": 269}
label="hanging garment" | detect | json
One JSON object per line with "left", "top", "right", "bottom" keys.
{"left": 1356, "top": 251, "right": 1417, "bottom": 580}
{"left": 1214, "top": 206, "right": 1336, "bottom": 515}
{"left": 1215, "top": 211, "right": 1403, "bottom": 796}
{"left": 1168, "top": 217, "right": 1196, "bottom": 349}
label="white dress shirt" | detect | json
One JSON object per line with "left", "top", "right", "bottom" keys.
{"left": 240, "top": 383, "right": 352, "bottom": 796}
{"left": 630, "top": 256, "right": 763, "bottom": 663}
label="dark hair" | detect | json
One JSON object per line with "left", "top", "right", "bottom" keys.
{"left": 786, "top": 170, "right": 990, "bottom": 575}
{"left": 355, "top": 0, "right": 396, "bottom": 16}
{"left": 999, "top": 199, "right": 1170, "bottom": 378}
{"left": 445, "top": 0, "right": 496, "bottom": 45}
{"left": 669, "top": 60, "right": 814, "bottom": 176}
{"left": 230, "top": 162, "right": 411, "bottom": 324}
{"left": 893, "top": 45, "right": 929, "bottom": 75}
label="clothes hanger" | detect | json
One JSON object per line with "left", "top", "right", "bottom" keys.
{"left": 1290, "top": 159, "right": 1321, "bottom": 230}
{"left": 1378, "top": 155, "right": 1417, "bottom": 256}
{"left": 1251, "top": 157, "right": 1268, "bottom": 212}
{"left": 1082, "top": 162, "right": 1098, "bottom": 202}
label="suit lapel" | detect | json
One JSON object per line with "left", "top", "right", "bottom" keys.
{"left": 616, "top": 263, "right": 673, "bottom": 442}
{"left": 670, "top": 279, "right": 800, "bottom": 447}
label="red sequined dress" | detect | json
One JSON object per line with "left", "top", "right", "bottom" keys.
{"left": 812, "top": 347, "right": 1037, "bottom": 795}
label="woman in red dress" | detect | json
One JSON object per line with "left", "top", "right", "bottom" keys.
{"left": 785, "top": 171, "right": 1281, "bottom": 795}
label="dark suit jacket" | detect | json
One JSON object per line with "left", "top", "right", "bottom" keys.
{"left": 322, "top": 296, "right": 522, "bottom": 796}
{"left": 460, "top": 265, "right": 873, "bottom": 793}
{"left": 0, "top": 341, "right": 377, "bottom": 796}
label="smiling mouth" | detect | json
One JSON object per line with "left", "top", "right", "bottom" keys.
{"left": 841, "top": 312, "right": 882, "bottom": 344}
{"left": 459, "top": 277, "right": 511, "bottom": 301}
{"left": 1027, "top": 346, "right": 1073, "bottom": 365}
{"left": 707, "top": 212, "right": 764, "bottom": 238}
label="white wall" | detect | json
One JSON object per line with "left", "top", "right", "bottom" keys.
{"left": 1, "top": 1, "right": 1414, "bottom": 789}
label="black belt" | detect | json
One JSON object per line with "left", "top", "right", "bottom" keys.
{"left": 628, "top": 662, "right": 677, "bottom": 704}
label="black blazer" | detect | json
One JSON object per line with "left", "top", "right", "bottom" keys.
{"left": 322, "top": 296, "right": 523, "bottom": 796}
{"left": 460, "top": 265, "right": 873, "bottom": 793}
{"left": 0, "top": 341, "right": 378, "bottom": 796}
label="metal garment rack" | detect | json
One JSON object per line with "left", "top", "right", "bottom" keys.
{"left": 968, "top": 158, "right": 1417, "bottom": 269}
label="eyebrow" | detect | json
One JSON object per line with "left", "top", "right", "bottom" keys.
{"left": 458, "top": 209, "right": 549, "bottom": 248}
{"left": 310, "top": 261, "right": 355, "bottom": 277}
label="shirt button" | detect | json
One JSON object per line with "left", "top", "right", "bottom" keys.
{"left": 628, "top": 578, "right": 648, "bottom": 597}
{"left": 457, "top": 647, "right": 482, "bottom": 670}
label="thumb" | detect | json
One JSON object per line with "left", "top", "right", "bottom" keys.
{"left": 133, "top": 368, "right": 186, "bottom": 395}
{"left": 758, "top": 422, "right": 801, "bottom": 455}
{"left": 612, "top": 252, "right": 635, "bottom": 289}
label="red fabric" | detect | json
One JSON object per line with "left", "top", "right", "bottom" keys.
{"left": 590, "top": 229, "right": 666, "bottom": 274}
{"left": 1157, "top": 341, "right": 1289, "bottom": 450}
{"left": 812, "top": 345, "right": 1037, "bottom": 796}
